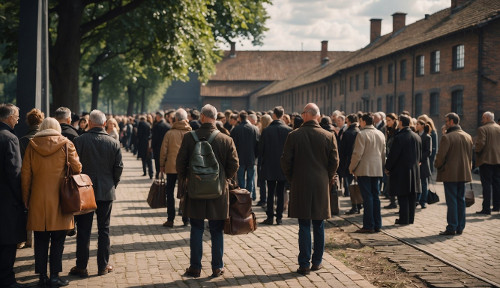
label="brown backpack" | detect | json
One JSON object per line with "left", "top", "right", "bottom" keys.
{"left": 224, "top": 180, "right": 257, "bottom": 235}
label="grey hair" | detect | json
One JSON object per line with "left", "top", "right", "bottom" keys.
{"left": 484, "top": 111, "right": 495, "bottom": 121}
{"left": 304, "top": 103, "right": 320, "bottom": 117}
{"left": 201, "top": 104, "right": 217, "bottom": 119}
{"left": 331, "top": 110, "right": 341, "bottom": 117}
{"left": 337, "top": 114, "right": 345, "bottom": 121}
{"left": 248, "top": 114, "right": 257, "bottom": 122}
{"left": 378, "top": 111, "right": 386, "bottom": 119}
{"left": 39, "top": 117, "right": 62, "bottom": 133}
{"left": 175, "top": 108, "right": 188, "bottom": 121}
{"left": 89, "top": 109, "right": 106, "bottom": 125}
{"left": 54, "top": 107, "right": 71, "bottom": 120}
{"left": 0, "top": 103, "right": 19, "bottom": 120}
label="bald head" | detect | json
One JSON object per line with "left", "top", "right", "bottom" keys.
{"left": 302, "top": 103, "right": 320, "bottom": 122}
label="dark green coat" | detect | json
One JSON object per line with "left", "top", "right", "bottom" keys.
{"left": 281, "top": 121, "right": 338, "bottom": 220}
{"left": 177, "top": 123, "right": 239, "bottom": 220}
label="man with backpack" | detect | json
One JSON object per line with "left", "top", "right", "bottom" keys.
{"left": 176, "top": 104, "right": 239, "bottom": 278}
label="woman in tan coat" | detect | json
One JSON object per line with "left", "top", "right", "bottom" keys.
{"left": 22, "top": 117, "right": 82, "bottom": 287}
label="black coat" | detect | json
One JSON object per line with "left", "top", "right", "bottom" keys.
{"left": 337, "top": 123, "right": 359, "bottom": 177}
{"left": 259, "top": 120, "right": 292, "bottom": 181}
{"left": 136, "top": 120, "right": 151, "bottom": 159}
{"left": 385, "top": 127, "right": 422, "bottom": 196}
{"left": 420, "top": 132, "right": 432, "bottom": 179}
{"left": 19, "top": 125, "right": 40, "bottom": 159}
{"left": 74, "top": 127, "right": 123, "bottom": 201}
{"left": 151, "top": 120, "right": 170, "bottom": 160}
{"left": 0, "top": 122, "right": 26, "bottom": 244}
{"left": 230, "top": 120, "right": 260, "bottom": 166}
{"left": 61, "top": 123, "right": 79, "bottom": 142}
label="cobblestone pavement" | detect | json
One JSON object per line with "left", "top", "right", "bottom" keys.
{"left": 341, "top": 174, "right": 500, "bottom": 287}
{"left": 14, "top": 150, "right": 374, "bottom": 288}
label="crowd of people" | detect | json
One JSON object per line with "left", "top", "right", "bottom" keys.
{"left": 1, "top": 101, "right": 499, "bottom": 286}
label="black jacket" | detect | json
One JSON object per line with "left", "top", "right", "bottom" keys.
{"left": 420, "top": 132, "right": 432, "bottom": 179}
{"left": 230, "top": 120, "right": 260, "bottom": 166}
{"left": 386, "top": 127, "right": 422, "bottom": 196}
{"left": 61, "top": 123, "right": 79, "bottom": 142}
{"left": 151, "top": 120, "right": 170, "bottom": 159}
{"left": 19, "top": 125, "right": 40, "bottom": 159}
{"left": 337, "top": 123, "right": 359, "bottom": 177}
{"left": 0, "top": 122, "right": 26, "bottom": 244}
{"left": 259, "top": 120, "right": 292, "bottom": 181}
{"left": 74, "top": 127, "right": 123, "bottom": 201}
{"left": 136, "top": 120, "right": 151, "bottom": 159}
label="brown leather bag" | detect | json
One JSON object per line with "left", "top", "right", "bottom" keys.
{"left": 60, "top": 143, "right": 97, "bottom": 215}
{"left": 224, "top": 180, "right": 257, "bottom": 235}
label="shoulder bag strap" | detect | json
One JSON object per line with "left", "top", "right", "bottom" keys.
{"left": 64, "top": 142, "right": 70, "bottom": 177}
{"left": 207, "top": 130, "right": 220, "bottom": 144}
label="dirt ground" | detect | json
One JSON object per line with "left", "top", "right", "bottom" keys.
{"left": 324, "top": 219, "right": 427, "bottom": 288}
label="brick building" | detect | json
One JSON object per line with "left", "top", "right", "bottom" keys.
{"left": 255, "top": 0, "right": 500, "bottom": 136}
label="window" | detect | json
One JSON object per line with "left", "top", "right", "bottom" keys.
{"left": 453, "top": 45, "right": 464, "bottom": 69}
{"left": 388, "top": 64, "right": 394, "bottom": 83}
{"left": 221, "top": 98, "right": 232, "bottom": 111}
{"left": 415, "top": 93, "right": 422, "bottom": 116}
{"left": 400, "top": 60, "right": 407, "bottom": 80}
{"left": 340, "top": 80, "right": 345, "bottom": 94}
{"left": 333, "top": 83, "right": 337, "bottom": 97}
{"left": 378, "top": 66, "right": 383, "bottom": 85}
{"left": 431, "top": 51, "right": 440, "bottom": 73}
{"left": 377, "top": 97, "right": 382, "bottom": 111}
{"left": 349, "top": 76, "right": 354, "bottom": 92}
{"left": 430, "top": 92, "right": 439, "bottom": 115}
{"left": 364, "top": 71, "right": 369, "bottom": 89}
{"left": 416, "top": 55, "right": 424, "bottom": 76}
{"left": 398, "top": 94, "right": 405, "bottom": 114}
{"left": 355, "top": 74, "right": 359, "bottom": 91}
{"left": 387, "top": 95, "right": 394, "bottom": 113}
{"left": 451, "top": 90, "right": 463, "bottom": 115}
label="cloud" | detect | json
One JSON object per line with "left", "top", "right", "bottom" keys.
{"left": 237, "top": 0, "right": 449, "bottom": 51}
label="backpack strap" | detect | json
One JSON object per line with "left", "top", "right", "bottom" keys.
{"left": 207, "top": 130, "right": 220, "bottom": 143}
{"left": 190, "top": 131, "right": 199, "bottom": 142}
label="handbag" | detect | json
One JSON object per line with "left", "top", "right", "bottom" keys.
{"left": 349, "top": 180, "right": 363, "bottom": 205}
{"left": 465, "top": 183, "right": 475, "bottom": 207}
{"left": 427, "top": 180, "right": 440, "bottom": 205}
{"left": 60, "top": 143, "right": 97, "bottom": 215}
{"left": 224, "top": 180, "right": 257, "bottom": 235}
{"left": 147, "top": 175, "right": 167, "bottom": 209}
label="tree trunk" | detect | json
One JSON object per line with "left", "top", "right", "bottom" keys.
{"left": 127, "top": 84, "right": 136, "bottom": 116}
{"left": 49, "top": 0, "right": 84, "bottom": 114}
{"left": 91, "top": 73, "right": 100, "bottom": 110}
{"left": 140, "top": 86, "right": 146, "bottom": 113}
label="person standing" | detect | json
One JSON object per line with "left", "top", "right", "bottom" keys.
{"left": 0, "top": 104, "right": 26, "bottom": 288}
{"left": 416, "top": 119, "right": 432, "bottom": 208}
{"left": 137, "top": 115, "right": 153, "bottom": 179}
{"left": 260, "top": 106, "right": 292, "bottom": 225}
{"left": 230, "top": 111, "right": 260, "bottom": 200}
{"left": 22, "top": 118, "right": 82, "bottom": 287}
{"left": 281, "top": 103, "right": 338, "bottom": 275}
{"left": 349, "top": 113, "right": 386, "bottom": 233}
{"left": 435, "top": 113, "right": 473, "bottom": 235}
{"left": 475, "top": 111, "right": 500, "bottom": 215}
{"left": 54, "top": 107, "right": 79, "bottom": 142}
{"left": 152, "top": 111, "right": 171, "bottom": 179}
{"left": 385, "top": 114, "right": 422, "bottom": 225}
{"left": 159, "top": 108, "right": 192, "bottom": 227}
{"left": 338, "top": 114, "right": 361, "bottom": 213}
{"left": 70, "top": 110, "right": 123, "bottom": 277}
{"left": 177, "top": 104, "right": 239, "bottom": 278}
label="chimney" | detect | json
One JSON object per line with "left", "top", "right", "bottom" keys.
{"left": 370, "top": 19, "right": 382, "bottom": 43}
{"left": 392, "top": 12, "right": 407, "bottom": 33}
{"left": 229, "top": 42, "right": 236, "bottom": 58}
{"left": 451, "top": 0, "right": 467, "bottom": 10}
{"left": 320, "top": 40, "right": 329, "bottom": 65}
{"left": 425, "top": 14, "right": 430, "bottom": 20}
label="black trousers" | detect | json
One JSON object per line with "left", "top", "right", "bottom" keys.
{"left": 398, "top": 193, "right": 416, "bottom": 224}
{"left": 166, "top": 174, "right": 177, "bottom": 221}
{"left": 154, "top": 157, "right": 161, "bottom": 179}
{"left": 75, "top": 200, "right": 112, "bottom": 271}
{"left": 266, "top": 180, "right": 285, "bottom": 220}
{"left": 142, "top": 157, "right": 153, "bottom": 177}
{"left": 34, "top": 230, "right": 67, "bottom": 275}
{"left": 0, "top": 244, "right": 17, "bottom": 286}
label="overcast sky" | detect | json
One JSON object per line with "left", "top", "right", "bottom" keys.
{"left": 230, "top": 0, "right": 450, "bottom": 52}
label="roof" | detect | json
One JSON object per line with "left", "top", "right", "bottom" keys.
{"left": 201, "top": 81, "right": 270, "bottom": 98}
{"left": 256, "top": 0, "right": 500, "bottom": 97}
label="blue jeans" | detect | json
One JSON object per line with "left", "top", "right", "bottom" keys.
{"left": 418, "top": 177, "right": 429, "bottom": 206}
{"left": 189, "top": 219, "right": 224, "bottom": 270}
{"left": 342, "top": 174, "right": 354, "bottom": 196}
{"left": 443, "top": 182, "right": 466, "bottom": 232}
{"left": 357, "top": 176, "right": 382, "bottom": 230}
{"left": 479, "top": 164, "right": 500, "bottom": 212}
{"left": 237, "top": 164, "right": 256, "bottom": 200}
{"left": 298, "top": 219, "right": 324, "bottom": 269}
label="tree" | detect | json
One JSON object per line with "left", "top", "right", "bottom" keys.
{"left": 1, "top": 0, "right": 270, "bottom": 113}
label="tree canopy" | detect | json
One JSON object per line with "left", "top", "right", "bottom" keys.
{"left": 0, "top": 0, "right": 270, "bottom": 114}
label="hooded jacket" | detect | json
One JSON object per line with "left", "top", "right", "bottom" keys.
{"left": 22, "top": 129, "right": 82, "bottom": 231}
{"left": 159, "top": 120, "right": 192, "bottom": 174}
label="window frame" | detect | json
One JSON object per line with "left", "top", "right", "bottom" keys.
{"left": 431, "top": 50, "right": 440, "bottom": 73}
{"left": 416, "top": 55, "right": 425, "bottom": 76}
{"left": 400, "top": 60, "right": 406, "bottom": 80}
{"left": 453, "top": 45, "right": 464, "bottom": 70}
